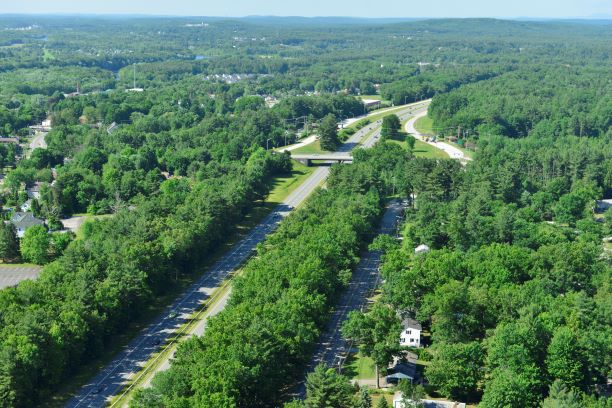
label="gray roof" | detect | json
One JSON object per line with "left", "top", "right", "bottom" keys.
{"left": 10, "top": 212, "right": 45, "bottom": 229}
{"left": 402, "top": 318, "right": 422, "bottom": 331}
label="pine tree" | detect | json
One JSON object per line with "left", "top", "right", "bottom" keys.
{"left": 376, "top": 397, "right": 389, "bottom": 408}
{"left": 357, "top": 388, "right": 373, "bottom": 408}
{"left": 319, "top": 114, "right": 340, "bottom": 151}
{"left": 0, "top": 222, "right": 20, "bottom": 262}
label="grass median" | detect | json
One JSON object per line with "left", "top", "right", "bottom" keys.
{"left": 47, "top": 161, "right": 316, "bottom": 407}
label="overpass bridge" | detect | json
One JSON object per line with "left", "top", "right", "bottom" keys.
{"left": 289, "top": 152, "right": 353, "bottom": 166}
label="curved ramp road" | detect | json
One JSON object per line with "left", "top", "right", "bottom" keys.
{"left": 405, "top": 106, "right": 471, "bottom": 164}
{"left": 65, "top": 102, "right": 428, "bottom": 408}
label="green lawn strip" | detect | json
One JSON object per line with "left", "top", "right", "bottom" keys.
{"left": 414, "top": 115, "right": 434, "bottom": 135}
{"left": 290, "top": 139, "right": 327, "bottom": 154}
{"left": 388, "top": 137, "right": 448, "bottom": 160}
{"left": 46, "top": 163, "right": 315, "bottom": 407}
{"left": 446, "top": 141, "right": 475, "bottom": 159}
{"left": 109, "top": 161, "right": 317, "bottom": 405}
{"left": 345, "top": 104, "right": 418, "bottom": 132}
{"left": 0, "top": 262, "right": 40, "bottom": 268}
{"left": 358, "top": 95, "right": 382, "bottom": 101}
{"left": 346, "top": 352, "right": 377, "bottom": 380}
{"left": 413, "top": 140, "right": 450, "bottom": 159}
{"left": 414, "top": 115, "right": 476, "bottom": 159}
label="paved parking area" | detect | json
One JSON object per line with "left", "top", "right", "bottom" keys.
{"left": 0, "top": 265, "right": 43, "bottom": 289}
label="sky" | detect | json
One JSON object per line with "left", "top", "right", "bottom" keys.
{"left": 1, "top": 0, "right": 611, "bottom": 19}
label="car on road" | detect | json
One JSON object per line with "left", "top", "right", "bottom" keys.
{"left": 92, "top": 385, "right": 105, "bottom": 394}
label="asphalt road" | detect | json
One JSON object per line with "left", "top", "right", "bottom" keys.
{"left": 404, "top": 104, "right": 471, "bottom": 164}
{"left": 0, "top": 265, "right": 43, "bottom": 289}
{"left": 295, "top": 199, "right": 405, "bottom": 398}
{"left": 65, "top": 103, "right": 426, "bottom": 408}
{"left": 358, "top": 101, "right": 430, "bottom": 149}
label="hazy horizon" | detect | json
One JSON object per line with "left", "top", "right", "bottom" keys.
{"left": 2, "top": 0, "right": 611, "bottom": 19}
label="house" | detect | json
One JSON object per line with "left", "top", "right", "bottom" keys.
{"left": 21, "top": 199, "right": 32, "bottom": 212}
{"left": 386, "top": 361, "right": 418, "bottom": 385}
{"left": 400, "top": 318, "right": 422, "bottom": 347}
{"left": 393, "top": 393, "right": 466, "bottom": 408}
{"left": 0, "top": 137, "right": 19, "bottom": 144}
{"left": 9, "top": 212, "right": 45, "bottom": 238}
{"left": 26, "top": 182, "right": 42, "bottom": 199}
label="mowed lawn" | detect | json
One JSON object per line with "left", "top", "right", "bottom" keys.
{"left": 290, "top": 139, "right": 326, "bottom": 155}
{"left": 414, "top": 115, "right": 434, "bottom": 135}
{"left": 389, "top": 138, "right": 449, "bottom": 160}
{"left": 346, "top": 352, "right": 377, "bottom": 380}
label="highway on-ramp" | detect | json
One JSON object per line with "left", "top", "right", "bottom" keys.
{"left": 65, "top": 102, "right": 428, "bottom": 408}
{"left": 404, "top": 105, "right": 471, "bottom": 164}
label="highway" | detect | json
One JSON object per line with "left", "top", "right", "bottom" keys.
{"left": 296, "top": 199, "right": 405, "bottom": 398}
{"left": 65, "top": 102, "right": 427, "bottom": 408}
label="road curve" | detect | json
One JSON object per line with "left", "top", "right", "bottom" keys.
{"left": 404, "top": 106, "right": 471, "bottom": 163}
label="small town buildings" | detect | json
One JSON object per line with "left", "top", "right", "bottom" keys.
{"left": 400, "top": 318, "right": 422, "bottom": 347}
{"left": 9, "top": 212, "right": 45, "bottom": 238}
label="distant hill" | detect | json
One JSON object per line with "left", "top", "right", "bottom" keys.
{"left": 240, "top": 16, "right": 421, "bottom": 26}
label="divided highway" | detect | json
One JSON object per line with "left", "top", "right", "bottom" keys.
{"left": 65, "top": 101, "right": 427, "bottom": 408}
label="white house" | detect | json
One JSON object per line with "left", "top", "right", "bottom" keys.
{"left": 400, "top": 318, "right": 422, "bottom": 348}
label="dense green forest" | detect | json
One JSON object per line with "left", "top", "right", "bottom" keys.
{"left": 0, "top": 15, "right": 609, "bottom": 408}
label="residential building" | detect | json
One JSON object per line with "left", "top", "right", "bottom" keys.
{"left": 400, "top": 318, "right": 422, "bottom": 347}
{"left": 9, "top": 212, "right": 45, "bottom": 238}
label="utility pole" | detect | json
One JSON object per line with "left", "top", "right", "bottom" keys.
{"left": 266, "top": 138, "right": 272, "bottom": 150}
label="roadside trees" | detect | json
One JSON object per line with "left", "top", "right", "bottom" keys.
{"left": 0, "top": 223, "right": 20, "bottom": 261}
{"left": 304, "top": 364, "right": 355, "bottom": 408}
{"left": 20, "top": 225, "right": 50, "bottom": 265}
{"left": 319, "top": 114, "right": 340, "bottom": 151}
{"left": 380, "top": 115, "right": 401, "bottom": 140}
{"left": 342, "top": 303, "right": 401, "bottom": 388}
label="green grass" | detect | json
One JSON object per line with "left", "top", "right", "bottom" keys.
{"left": 0, "top": 262, "right": 40, "bottom": 268}
{"left": 414, "top": 115, "right": 434, "bottom": 135}
{"left": 42, "top": 48, "right": 55, "bottom": 61}
{"left": 413, "top": 140, "right": 449, "bottom": 159}
{"left": 447, "top": 141, "right": 475, "bottom": 159}
{"left": 389, "top": 138, "right": 449, "bottom": 160}
{"left": 359, "top": 95, "right": 381, "bottom": 100}
{"left": 46, "top": 162, "right": 316, "bottom": 407}
{"left": 290, "top": 139, "right": 327, "bottom": 154}
{"left": 347, "top": 352, "right": 377, "bottom": 380}
{"left": 346, "top": 103, "right": 420, "bottom": 132}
